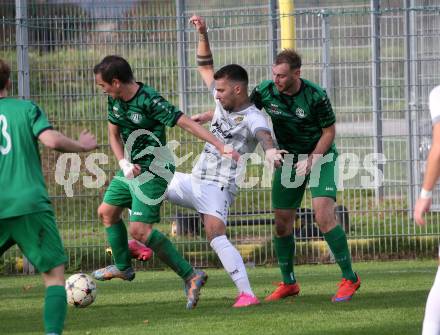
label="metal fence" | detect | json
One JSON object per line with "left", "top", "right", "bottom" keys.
{"left": 1, "top": 0, "right": 440, "bottom": 273}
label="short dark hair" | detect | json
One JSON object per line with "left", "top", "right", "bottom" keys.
{"left": 275, "top": 49, "right": 302, "bottom": 70}
{"left": 93, "top": 55, "right": 134, "bottom": 84}
{"left": 0, "top": 59, "right": 11, "bottom": 90}
{"left": 213, "top": 64, "right": 248, "bottom": 86}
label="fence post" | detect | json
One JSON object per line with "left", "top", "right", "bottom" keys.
{"left": 405, "top": 0, "right": 418, "bottom": 216}
{"left": 175, "top": 0, "right": 188, "bottom": 113}
{"left": 15, "top": 0, "right": 30, "bottom": 100}
{"left": 15, "top": 0, "right": 34, "bottom": 275}
{"left": 320, "top": 9, "right": 331, "bottom": 92}
{"left": 371, "top": 0, "right": 384, "bottom": 204}
{"left": 269, "top": 0, "right": 278, "bottom": 65}
{"left": 278, "top": 0, "right": 296, "bottom": 50}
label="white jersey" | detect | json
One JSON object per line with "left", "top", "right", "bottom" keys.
{"left": 192, "top": 90, "right": 271, "bottom": 194}
{"left": 430, "top": 85, "right": 440, "bottom": 124}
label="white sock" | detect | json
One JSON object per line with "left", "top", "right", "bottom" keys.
{"left": 210, "top": 235, "right": 254, "bottom": 296}
{"left": 423, "top": 266, "right": 440, "bottom": 335}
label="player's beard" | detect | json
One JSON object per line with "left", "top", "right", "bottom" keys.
{"left": 220, "top": 101, "right": 233, "bottom": 112}
{"left": 277, "top": 80, "right": 295, "bottom": 94}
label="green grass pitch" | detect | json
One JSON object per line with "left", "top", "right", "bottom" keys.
{"left": 0, "top": 260, "right": 436, "bottom": 335}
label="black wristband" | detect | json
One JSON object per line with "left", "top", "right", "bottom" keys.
{"left": 197, "top": 59, "right": 214, "bottom": 66}
{"left": 196, "top": 54, "right": 213, "bottom": 66}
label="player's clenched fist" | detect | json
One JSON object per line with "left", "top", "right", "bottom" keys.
{"left": 189, "top": 15, "right": 207, "bottom": 34}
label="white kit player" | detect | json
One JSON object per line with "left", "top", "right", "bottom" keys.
{"left": 415, "top": 85, "right": 440, "bottom": 335}
{"left": 164, "top": 16, "right": 285, "bottom": 308}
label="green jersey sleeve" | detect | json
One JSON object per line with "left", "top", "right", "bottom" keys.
{"left": 145, "top": 91, "right": 183, "bottom": 127}
{"left": 29, "top": 102, "right": 53, "bottom": 138}
{"left": 313, "top": 90, "right": 336, "bottom": 128}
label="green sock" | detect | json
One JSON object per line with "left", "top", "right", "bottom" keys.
{"left": 323, "top": 225, "right": 357, "bottom": 282}
{"left": 146, "top": 229, "right": 193, "bottom": 280}
{"left": 106, "top": 220, "right": 131, "bottom": 271}
{"left": 44, "top": 285, "right": 66, "bottom": 335}
{"left": 273, "top": 234, "right": 296, "bottom": 284}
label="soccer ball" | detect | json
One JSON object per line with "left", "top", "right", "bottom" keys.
{"left": 65, "top": 273, "right": 97, "bottom": 308}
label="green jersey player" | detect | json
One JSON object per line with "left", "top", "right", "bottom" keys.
{"left": 0, "top": 58, "right": 97, "bottom": 335}
{"left": 250, "top": 49, "right": 360, "bottom": 302}
{"left": 91, "top": 55, "right": 238, "bottom": 310}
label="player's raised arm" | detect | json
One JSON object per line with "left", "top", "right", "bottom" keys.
{"left": 38, "top": 129, "right": 97, "bottom": 153}
{"left": 189, "top": 15, "right": 214, "bottom": 89}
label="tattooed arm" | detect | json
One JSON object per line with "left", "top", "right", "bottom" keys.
{"left": 255, "top": 129, "right": 287, "bottom": 168}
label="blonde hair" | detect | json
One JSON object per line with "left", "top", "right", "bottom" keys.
{"left": 275, "top": 49, "right": 302, "bottom": 70}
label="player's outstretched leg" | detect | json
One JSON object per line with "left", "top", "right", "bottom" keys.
{"left": 92, "top": 264, "right": 135, "bottom": 281}
{"left": 210, "top": 235, "right": 260, "bottom": 308}
{"left": 145, "top": 229, "right": 208, "bottom": 309}
{"left": 184, "top": 269, "right": 208, "bottom": 309}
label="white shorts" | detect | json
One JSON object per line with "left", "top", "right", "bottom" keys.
{"left": 165, "top": 172, "right": 235, "bottom": 224}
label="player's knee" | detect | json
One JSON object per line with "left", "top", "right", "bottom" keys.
{"left": 206, "top": 230, "right": 225, "bottom": 242}
{"left": 43, "top": 264, "right": 65, "bottom": 287}
{"left": 129, "top": 223, "right": 152, "bottom": 243}
{"left": 97, "top": 204, "right": 107, "bottom": 219}
{"left": 314, "top": 209, "right": 336, "bottom": 232}
{"left": 203, "top": 217, "right": 226, "bottom": 241}
{"left": 97, "top": 204, "right": 117, "bottom": 226}
{"left": 275, "top": 223, "right": 290, "bottom": 236}
{"left": 274, "top": 213, "right": 293, "bottom": 236}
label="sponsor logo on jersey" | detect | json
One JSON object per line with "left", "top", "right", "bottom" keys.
{"left": 295, "top": 107, "right": 305, "bottom": 118}
{"left": 233, "top": 116, "right": 244, "bottom": 124}
{"left": 325, "top": 186, "right": 334, "bottom": 191}
{"left": 211, "top": 120, "right": 233, "bottom": 139}
{"left": 133, "top": 211, "right": 143, "bottom": 216}
{"left": 130, "top": 112, "right": 143, "bottom": 124}
{"left": 269, "top": 103, "right": 282, "bottom": 115}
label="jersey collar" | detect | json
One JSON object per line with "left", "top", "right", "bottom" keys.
{"left": 121, "top": 82, "right": 143, "bottom": 103}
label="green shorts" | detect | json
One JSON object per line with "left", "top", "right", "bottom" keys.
{"left": 0, "top": 211, "right": 67, "bottom": 273}
{"left": 103, "top": 170, "right": 169, "bottom": 224}
{"left": 272, "top": 149, "right": 338, "bottom": 209}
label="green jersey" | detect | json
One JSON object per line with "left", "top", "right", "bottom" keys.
{"left": 0, "top": 98, "right": 53, "bottom": 219}
{"left": 250, "top": 79, "right": 336, "bottom": 155}
{"left": 107, "top": 83, "right": 183, "bottom": 170}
